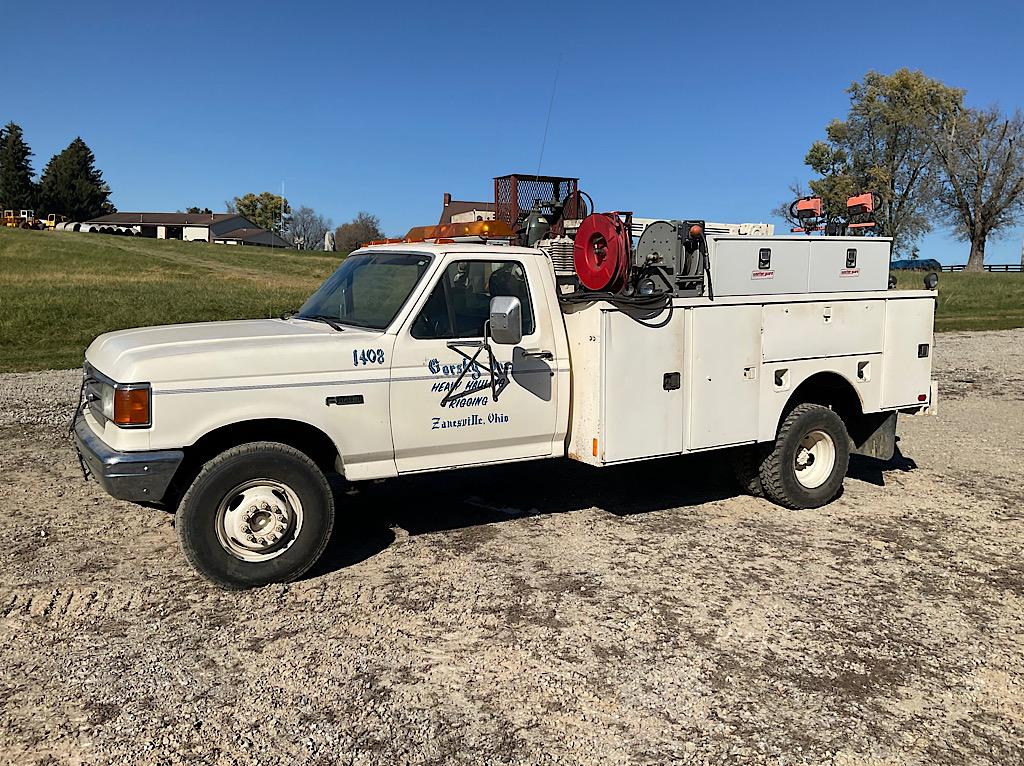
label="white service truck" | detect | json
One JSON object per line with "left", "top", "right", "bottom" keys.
{"left": 73, "top": 218, "right": 937, "bottom": 588}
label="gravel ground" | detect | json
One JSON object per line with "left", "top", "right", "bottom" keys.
{"left": 1, "top": 330, "right": 1022, "bottom": 765}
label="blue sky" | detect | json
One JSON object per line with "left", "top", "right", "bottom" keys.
{"left": 3, "top": 0, "right": 1022, "bottom": 264}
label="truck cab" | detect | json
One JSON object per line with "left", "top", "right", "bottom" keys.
{"left": 74, "top": 243, "right": 577, "bottom": 587}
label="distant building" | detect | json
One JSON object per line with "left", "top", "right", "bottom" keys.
{"left": 85, "top": 212, "right": 289, "bottom": 247}
{"left": 438, "top": 192, "right": 494, "bottom": 225}
{"left": 213, "top": 227, "right": 291, "bottom": 247}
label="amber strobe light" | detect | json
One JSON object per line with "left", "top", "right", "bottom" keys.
{"left": 403, "top": 220, "right": 515, "bottom": 242}
{"left": 113, "top": 386, "right": 151, "bottom": 426}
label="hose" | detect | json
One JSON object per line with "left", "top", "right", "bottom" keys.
{"left": 558, "top": 288, "right": 673, "bottom": 326}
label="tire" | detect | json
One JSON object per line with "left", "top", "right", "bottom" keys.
{"left": 730, "top": 445, "right": 767, "bottom": 498}
{"left": 759, "top": 403, "right": 850, "bottom": 510}
{"left": 176, "top": 442, "right": 335, "bottom": 589}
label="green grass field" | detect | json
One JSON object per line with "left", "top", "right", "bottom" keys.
{"left": 1, "top": 228, "right": 338, "bottom": 372}
{"left": 1, "top": 228, "right": 1022, "bottom": 372}
{"left": 890, "top": 269, "right": 1024, "bottom": 333}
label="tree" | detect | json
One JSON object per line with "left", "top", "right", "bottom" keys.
{"left": 783, "top": 70, "right": 962, "bottom": 254}
{"left": 932, "top": 107, "right": 1024, "bottom": 271}
{"left": 334, "top": 211, "right": 384, "bottom": 255}
{"left": 0, "top": 122, "right": 37, "bottom": 211}
{"left": 230, "top": 192, "right": 290, "bottom": 235}
{"left": 289, "top": 205, "right": 333, "bottom": 251}
{"left": 37, "top": 138, "right": 115, "bottom": 220}
{"left": 185, "top": 206, "right": 212, "bottom": 214}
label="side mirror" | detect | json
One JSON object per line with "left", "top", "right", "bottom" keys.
{"left": 488, "top": 296, "right": 523, "bottom": 345}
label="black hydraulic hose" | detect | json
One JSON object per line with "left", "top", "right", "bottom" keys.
{"left": 558, "top": 289, "right": 673, "bottom": 326}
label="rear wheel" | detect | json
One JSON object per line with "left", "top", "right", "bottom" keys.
{"left": 759, "top": 403, "right": 850, "bottom": 510}
{"left": 730, "top": 445, "right": 767, "bottom": 498}
{"left": 176, "top": 442, "right": 335, "bottom": 589}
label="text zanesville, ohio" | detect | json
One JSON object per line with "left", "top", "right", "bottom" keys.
{"left": 431, "top": 412, "right": 510, "bottom": 430}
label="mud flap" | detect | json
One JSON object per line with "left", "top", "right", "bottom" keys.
{"left": 849, "top": 411, "right": 897, "bottom": 461}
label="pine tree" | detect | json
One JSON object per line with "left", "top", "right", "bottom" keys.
{"left": 0, "top": 122, "right": 37, "bottom": 211}
{"left": 38, "top": 137, "right": 115, "bottom": 220}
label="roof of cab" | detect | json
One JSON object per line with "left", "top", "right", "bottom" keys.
{"left": 354, "top": 242, "right": 543, "bottom": 257}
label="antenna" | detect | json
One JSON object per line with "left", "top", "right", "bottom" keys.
{"left": 535, "top": 53, "right": 563, "bottom": 180}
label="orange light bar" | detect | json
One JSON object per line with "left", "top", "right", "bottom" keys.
{"left": 113, "top": 386, "right": 151, "bottom": 427}
{"left": 404, "top": 220, "right": 515, "bottom": 242}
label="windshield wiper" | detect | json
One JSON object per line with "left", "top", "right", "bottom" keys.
{"left": 295, "top": 313, "right": 346, "bottom": 332}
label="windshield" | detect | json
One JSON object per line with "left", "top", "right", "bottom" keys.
{"left": 299, "top": 252, "right": 432, "bottom": 330}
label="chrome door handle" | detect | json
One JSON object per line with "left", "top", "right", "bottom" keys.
{"left": 522, "top": 348, "right": 554, "bottom": 360}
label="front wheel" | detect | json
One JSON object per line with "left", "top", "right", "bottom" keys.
{"left": 759, "top": 403, "right": 850, "bottom": 510}
{"left": 176, "top": 442, "right": 335, "bottom": 589}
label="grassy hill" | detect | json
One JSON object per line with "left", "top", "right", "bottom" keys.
{"left": 1, "top": 228, "right": 338, "bottom": 372}
{"left": 890, "top": 269, "right": 1024, "bottom": 333}
{"left": 1, "top": 228, "right": 1022, "bottom": 372}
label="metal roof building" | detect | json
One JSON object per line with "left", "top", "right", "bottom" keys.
{"left": 86, "top": 212, "right": 289, "bottom": 247}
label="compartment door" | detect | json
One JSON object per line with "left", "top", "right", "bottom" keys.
{"left": 599, "top": 309, "right": 685, "bottom": 463}
{"left": 762, "top": 300, "right": 885, "bottom": 362}
{"left": 881, "top": 297, "right": 936, "bottom": 408}
{"left": 687, "top": 305, "right": 762, "bottom": 449}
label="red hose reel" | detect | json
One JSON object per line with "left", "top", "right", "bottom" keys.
{"left": 572, "top": 212, "right": 631, "bottom": 291}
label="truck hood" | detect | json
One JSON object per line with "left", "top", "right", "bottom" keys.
{"left": 85, "top": 319, "right": 384, "bottom": 384}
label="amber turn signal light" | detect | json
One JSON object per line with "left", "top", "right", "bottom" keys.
{"left": 113, "top": 386, "right": 151, "bottom": 426}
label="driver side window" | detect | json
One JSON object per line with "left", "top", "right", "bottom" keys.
{"left": 411, "top": 260, "right": 535, "bottom": 340}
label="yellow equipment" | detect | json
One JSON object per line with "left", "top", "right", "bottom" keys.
{"left": 2, "top": 209, "right": 44, "bottom": 229}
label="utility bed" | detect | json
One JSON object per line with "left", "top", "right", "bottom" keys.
{"left": 563, "top": 289, "right": 936, "bottom": 465}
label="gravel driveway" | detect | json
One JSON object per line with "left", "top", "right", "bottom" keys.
{"left": 1, "top": 330, "right": 1022, "bottom": 765}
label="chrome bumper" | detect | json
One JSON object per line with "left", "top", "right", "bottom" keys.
{"left": 72, "top": 412, "right": 184, "bottom": 502}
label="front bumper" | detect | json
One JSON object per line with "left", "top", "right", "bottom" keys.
{"left": 72, "top": 412, "right": 184, "bottom": 502}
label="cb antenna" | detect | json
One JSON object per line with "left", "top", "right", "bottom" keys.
{"left": 535, "top": 53, "right": 563, "bottom": 180}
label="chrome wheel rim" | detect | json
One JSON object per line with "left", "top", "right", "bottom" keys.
{"left": 214, "top": 479, "right": 303, "bottom": 562}
{"left": 794, "top": 430, "right": 836, "bottom": 489}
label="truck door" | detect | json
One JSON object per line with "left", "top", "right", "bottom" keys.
{"left": 389, "top": 254, "right": 561, "bottom": 473}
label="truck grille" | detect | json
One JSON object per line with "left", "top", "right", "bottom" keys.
{"left": 83, "top": 362, "right": 109, "bottom": 425}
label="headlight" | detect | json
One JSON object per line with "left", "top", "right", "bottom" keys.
{"left": 100, "top": 382, "right": 115, "bottom": 419}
